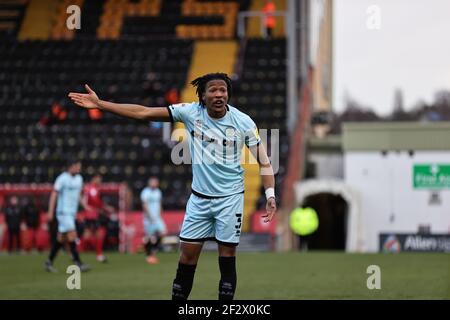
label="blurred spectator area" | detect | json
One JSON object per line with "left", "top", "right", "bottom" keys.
{"left": 0, "top": 0, "right": 288, "bottom": 210}
{"left": 42, "top": 0, "right": 252, "bottom": 40}
{"left": 0, "top": 38, "right": 193, "bottom": 209}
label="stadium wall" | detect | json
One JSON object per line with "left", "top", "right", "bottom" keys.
{"left": 343, "top": 122, "right": 450, "bottom": 252}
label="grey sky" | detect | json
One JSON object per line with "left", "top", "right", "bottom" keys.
{"left": 333, "top": 0, "right": 450, "bottom": 115}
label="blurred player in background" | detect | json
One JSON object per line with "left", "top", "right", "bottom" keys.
{"left": 81, "top": 174, "right": 115, "bottom": 263}
{"left": 140, "top": 177, "right": 166, "bottom": 264}
{"left": 68, "top": 72, "right": 277, "bottom": 300}
{"left": 5, "top": 196, "right": 22, "bottom": 253}
{"left": 22, "top": 197, "right": 41, "bottom": 253}
{"left": 45, "top": 160, "right": 90, "bottom": 272}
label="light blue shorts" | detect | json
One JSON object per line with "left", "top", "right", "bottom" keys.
{"left": 143, "top": 217, "right": 166, "bottom": 236}
{"left": 56, "top": 215, "right": 76, "bottom": 233}
{"left": 179, "top": 192, "right": 244, "bottom": 246}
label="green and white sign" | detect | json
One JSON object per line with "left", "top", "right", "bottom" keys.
{"left": 413, "top": 164, "right": 450, "bottom": 189}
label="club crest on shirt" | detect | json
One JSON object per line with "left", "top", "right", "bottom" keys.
{"left": 225, "top": 127, "right": 236, "bottom": 137}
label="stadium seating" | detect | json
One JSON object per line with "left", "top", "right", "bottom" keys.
{"left": 0, "top": 0, "right": 287, "bottom": 212}
{"left": 0, "top": 0, "right": 27, "bottom": 37}
{"left": 0, "top": 37, "right": 193, "bottom": 209}
{"left": 233, "top": 38, "right": 288, "bottom": 204}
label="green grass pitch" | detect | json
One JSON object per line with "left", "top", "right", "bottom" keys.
{"left": 0, "top": 251, "right": 448, "bottom": 299}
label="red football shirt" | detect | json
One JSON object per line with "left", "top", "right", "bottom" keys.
{"left": 83, "top": 184, "right": 104, "bottom": 220}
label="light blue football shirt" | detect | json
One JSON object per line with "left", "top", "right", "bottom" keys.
{"left": 140, "top": 187, "right": 162, "bottom": 220}
{"left": 168, "top": 102, "right": 261, "bottom": 197}
{"left": 54, "top": 172, "right": 83, "bottom": 217}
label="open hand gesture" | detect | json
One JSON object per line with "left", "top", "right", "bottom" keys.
{"left": 68, "top": 84, "right": 100, "bottom": 109}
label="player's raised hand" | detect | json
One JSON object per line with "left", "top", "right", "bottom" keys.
{"left": 263, "top": 197, "right": 277, "bottom": 223}
{"left": 68, "top": 84, "right": 100, "bottom": 109}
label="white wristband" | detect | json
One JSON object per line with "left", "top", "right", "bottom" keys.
{"left": 265, "top": 188, "right": 275, "bottom": 200}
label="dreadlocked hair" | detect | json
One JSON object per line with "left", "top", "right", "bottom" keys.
{"left": 190, "top": 73, "right": 232, "bottom": 106}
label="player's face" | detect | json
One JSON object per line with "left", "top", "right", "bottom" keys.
{"left": 69, "top": 162, "right": 81, "bottom": 175}
{"left": 202, "top": 80, "right": 228, "bottom": 117}
{"left": 92, "top": 175, "right": 102, "bottom": 184}
{"left": 10, "top": 196, "right": 18, "bottom": 206}
{"left": 149, "top": 178, "right": 159, "bottom": 189}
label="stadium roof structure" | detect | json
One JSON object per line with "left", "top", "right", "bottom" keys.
{"left": 307, "top": 135, "right": 342, "bottom": 152}
{"left": 342, "top": 121, "right": 450, "bottom": 151}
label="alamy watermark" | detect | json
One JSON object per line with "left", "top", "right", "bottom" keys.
{"left": 170, "top": 128, "right": 280, "bottom": 175}
{"left": 66, "top": 265, "right": 81, "bottom": 290}
{"left": 66, "top": 5, "right": 81, "bottom": 30}
{"left": 366, "top": 265, "right": 381, "bottom": 290}
{"left": 366, "top": 5, "right": 381, "bottom": 30}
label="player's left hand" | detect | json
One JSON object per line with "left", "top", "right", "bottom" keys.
{"left": 263, "top": 197, "right": 277, "bottom": 223}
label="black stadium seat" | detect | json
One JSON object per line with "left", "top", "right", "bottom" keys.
{"left": 0, "top": 37, "right": 193, "bottom": 209}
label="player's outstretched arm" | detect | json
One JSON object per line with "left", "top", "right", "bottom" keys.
{"left": 68, "top": 84, "right": 170, "bottom": 121}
